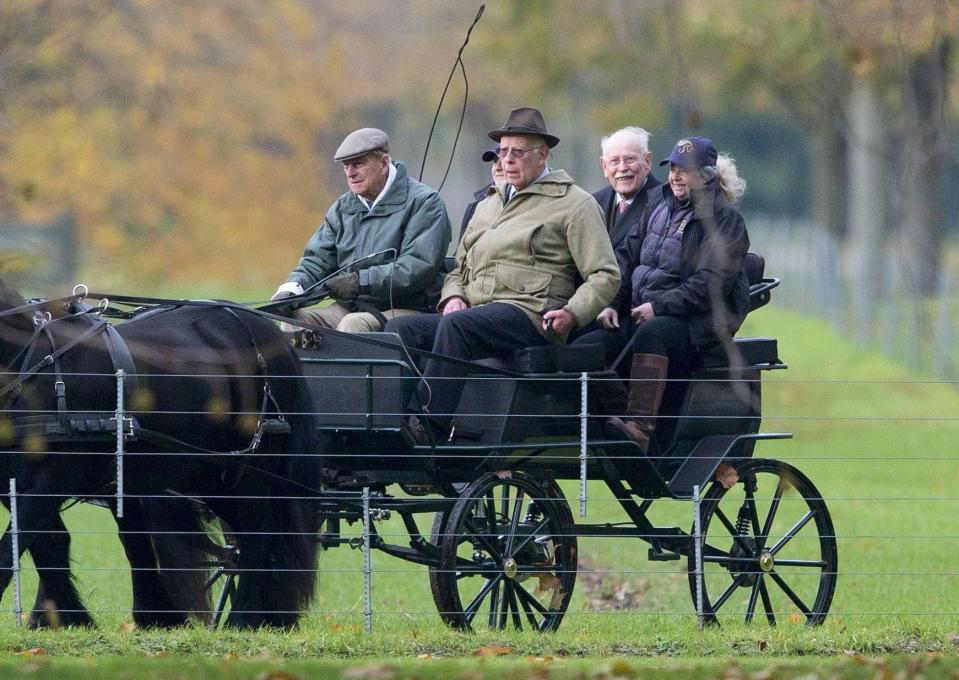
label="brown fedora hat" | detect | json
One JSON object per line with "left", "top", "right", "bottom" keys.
{"left": 488, "top": 106, "right": 560, "bottom": 148}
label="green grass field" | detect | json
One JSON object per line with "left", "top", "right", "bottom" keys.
{"left": 2, "top": 307, "right": 959, "bottom": 677}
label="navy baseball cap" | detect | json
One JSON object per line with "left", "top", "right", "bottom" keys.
{"left": 659, "top": 136, "right": 718, "bottom": 170}
{"left": 481, "top": 147, "right": 498, "bottom": 162}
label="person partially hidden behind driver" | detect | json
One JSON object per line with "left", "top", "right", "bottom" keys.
{"left": 387, "top": 107, "right": 620, "bottom": 445}
{"left": 272, "top": 127, "right": 451, "bottom": 332}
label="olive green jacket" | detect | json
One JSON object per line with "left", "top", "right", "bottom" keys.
{"left": 441, "top": 169, "right": 620, "bottom": 340}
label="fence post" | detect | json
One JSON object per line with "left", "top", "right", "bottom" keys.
{"left": 693, "top": 483, "right": 704, "bottom": 631}
{"left": 114, "top": 369, "right": 126, "bottom": 518}
{"left": 9, "top": 478, "right": 22, "bottom": 626}
{"left": 362, "top": 486, "right": 372, "bottom": 635}
{"left": 579, "top": 372, "right": 588, "bottom": 518}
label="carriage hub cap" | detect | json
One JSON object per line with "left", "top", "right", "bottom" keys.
{"left": 758, "top": 550, "right": 775, "bottom": 572}
{"left": 503, "top": 557, "right": 518, "bottom": 579}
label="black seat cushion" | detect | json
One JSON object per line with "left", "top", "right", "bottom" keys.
{"left": 511, "top": 343, "right": 606, "bottom": 374}
{"left": 743, "top": 252, "right": 765, "bottom": 286}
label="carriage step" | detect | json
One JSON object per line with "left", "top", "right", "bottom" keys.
{"left": 648, "top": 547, "right": 681, "bottom": 561}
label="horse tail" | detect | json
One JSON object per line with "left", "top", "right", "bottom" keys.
{"left": 140, "top": 496, "right": 220, "bottom": 624}
{"left": 267, "top": 373, "right": 325, "bottom": 617}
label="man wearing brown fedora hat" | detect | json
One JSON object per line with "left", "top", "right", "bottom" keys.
{"left": 272, "top": 127, "right": 451, "bottom": 332}
{"left": 387, "top": 107, "right": 620, "bottom": 445}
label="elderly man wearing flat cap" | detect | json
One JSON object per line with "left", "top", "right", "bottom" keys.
{"left": 387, "top": 107, "right": 620, "bottom": 445}
{"left": 273, "top": 127, "right": 451, "bottom": 332}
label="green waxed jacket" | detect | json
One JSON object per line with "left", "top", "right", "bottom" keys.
{"left": 441, "top": 169, "right": 620, "bottom": 340}
{"left": 287, "top": 161, "right": 451, "bottom": 311}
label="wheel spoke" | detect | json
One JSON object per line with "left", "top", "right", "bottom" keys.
{"left": 464, "top": 575, "right": 502, "bottom": 626}
{"left": 710, "top": 572, "right": 750, "bottom": 612}
{"left": 758, "top": 478, "right": 787, "bottom": 549}
{"left": 713, "top": 505, "right": 739, "bottom": 537}
{"left": 745, "top": 574, "right": 762, "bottom": 624}
{"left": 485, "top": 491, "right": 498, "bottom": 548}
{"left": 513, "top": 579, "right": 550, "bottom": 615}
{"left": 769, "top": 570, "right": 812, "bottom": 616}
{"left": 505, "top": 581, "right": 523, "bottom": 629}
{"left": 504, "top": 488, "right": 525, "bottom": 555}
{"left": 745, "top": 486, "right": 762, "bottom": 537}
{"left": 768, "top": 511, "right": 815, "bottom": 556}
{"left": 463, "top": 517, "right": 503, "bottom": 560}
{"left": 510, "top": 517, "right": 551, "bottom": 556}
{"left": 773, "top": 558, "right": 827, "bottom": 568}
{"left": 712, "top": 505, "right": 758, "bottom": 556}
{"left": 758, "top": 576, "right": 777, "bottom": 626}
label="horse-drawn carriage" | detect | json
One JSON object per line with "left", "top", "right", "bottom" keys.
{"left": 0, "top": 256, "right": 837, "bottom": 631}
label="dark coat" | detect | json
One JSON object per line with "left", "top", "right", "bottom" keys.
{"left": 458, "top": 183, "right": 492, "bottom": 244}
{"left": 592, "top": 174, "right": 662, "bottom": 251}
{"left": 612, "top": 177, "right": 750, "bottom": 348}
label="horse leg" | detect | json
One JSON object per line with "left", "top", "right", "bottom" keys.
{"left": 0, "top": 490, "right": 63, "bottom": 609}
{"left": 223, "top": 511, "right": 272, "bottom": 629}
{"left": 116, "top": 501, "right": 191, "bottom": 628}
{"left": 26, "top": 513, "right": 95, "bottom": 628}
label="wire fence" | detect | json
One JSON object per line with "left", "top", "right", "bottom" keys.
{"left": 1, "top": 364, "right": 958, "bottom": 634}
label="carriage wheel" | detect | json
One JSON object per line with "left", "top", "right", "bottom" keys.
{"left": 688, "top": 458, "right": 838, "bottom": 625}
{"left": 429, "top": 471, "right": 577, "bottom": 631}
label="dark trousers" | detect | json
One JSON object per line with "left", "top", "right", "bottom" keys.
{"left": 386, "top": 303, "right": 549, "bottom": 428}
{"left": 575, "top": 316, "right": 693, "bottom": 376}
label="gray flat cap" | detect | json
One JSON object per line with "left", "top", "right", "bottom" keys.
{"left": 334, "top": 128, "right": 390, "bottom": 162}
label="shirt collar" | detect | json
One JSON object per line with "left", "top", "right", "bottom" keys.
{"left": 358, "top": 161, "right": 397, "bottom": 211}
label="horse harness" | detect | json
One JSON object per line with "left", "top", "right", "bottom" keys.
{"left": 1, "top": 297, "right": 291, "bottom": 488}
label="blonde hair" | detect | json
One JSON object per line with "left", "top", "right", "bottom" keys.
{"left": 715, "top": 153, "right": 746, "bottom": 203}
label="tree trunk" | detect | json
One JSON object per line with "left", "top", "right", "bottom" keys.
{"left": 846, "top": 77, "right": 886, "bottom": 341}
{"left": 809, "top": 122, "right": 847, "bottom": 240}
{"left": 897, "top": 38, "right": 951, "bottom": 297}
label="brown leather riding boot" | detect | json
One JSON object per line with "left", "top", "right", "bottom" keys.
{"left": 605, "top": 353, "right": 669, "bottom": 451}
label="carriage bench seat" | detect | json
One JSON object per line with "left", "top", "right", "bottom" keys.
{"left": 509, "top": 343, "right": 606, "bottom": 374}
{"left": 473, "top": 343, "right": 606, "bottom": 375}
{"left": 702, "top": 336, "right": 780, "bottom": 369}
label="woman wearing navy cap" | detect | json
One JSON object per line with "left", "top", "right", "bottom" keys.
{"left": 578, "top": 136, "right": 750, "bottom": 484}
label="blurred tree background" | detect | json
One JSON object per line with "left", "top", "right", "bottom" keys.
{"left": 0, "top": 0, "right": 956, "bottom": 309}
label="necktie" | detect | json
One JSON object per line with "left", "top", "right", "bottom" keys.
{"left": 617, "top": 200, "right": 630, "bottom": 215}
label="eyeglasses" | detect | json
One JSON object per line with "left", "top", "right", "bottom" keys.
{"left": 497, "top": 145, "right": 545, "bottom": 159}
{"left": 604, "top": 155, "right": 641, "bottom": 168}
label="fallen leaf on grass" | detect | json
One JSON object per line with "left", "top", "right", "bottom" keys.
{"left": 341, "top": 664, "right": 396, "bottom": 680}
{"left": 786, "top": 613, "right": 804, "bottom": 624}
{"left": 608, "top": 660, "right": 638, "bottom": 678}
{"left": 472, "top": 644, "right": 513, "bottom": 657}
{"left": 13, "top": 648, "right": 46, "bottom": 657}
{"left": 119, "top": 622, "right": 137, "bottom": 633}
{"left": 416, "top": 653, "right": 433, "bottom": 660}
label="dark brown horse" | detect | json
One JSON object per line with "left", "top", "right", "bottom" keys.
{"left": 0, "top": 276, "right": 324, "bottom": 628}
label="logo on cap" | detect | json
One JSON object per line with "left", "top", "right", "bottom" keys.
{"left": 677, "top": 139, "right": 693, "bottom": 153}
